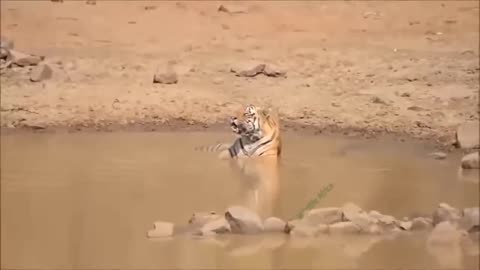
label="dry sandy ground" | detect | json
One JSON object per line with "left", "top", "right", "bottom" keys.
{"left": 1, "top": 1, "right": 479, "bottom": 146}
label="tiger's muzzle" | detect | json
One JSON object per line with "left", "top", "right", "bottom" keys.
{"left": 230, "top": 116, "right": 255, "bottom": 136}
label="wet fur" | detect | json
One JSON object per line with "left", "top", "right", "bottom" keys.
{"left": 196, "top": 105, "right": 282, "bottom": 160}
{"left": 195, "top": 105, "right": 282, "bottom": 217}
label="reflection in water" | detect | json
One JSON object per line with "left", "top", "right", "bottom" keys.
{"left": 230, "top": 156, "right": 281, "bottom": 219}
{"left": 1, "top": 132, "right": 479, "bottom": 269}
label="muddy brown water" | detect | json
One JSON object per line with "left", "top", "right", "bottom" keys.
{"left": 1, "top": 132, "right": 479, "bottom": 269}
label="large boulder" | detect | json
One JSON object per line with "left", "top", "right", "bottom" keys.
{"left": 225, "top": 206, "right": 264, "bottom": 234}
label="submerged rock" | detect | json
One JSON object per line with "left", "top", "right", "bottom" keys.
{"left": 225, "top": 205, "right": 263, "bottom": 234}
{"left": 147, "top": 221, "right": 174, "bottom": 238}
{"left": 429, "top": 151, "right": 447, "bottom": 160}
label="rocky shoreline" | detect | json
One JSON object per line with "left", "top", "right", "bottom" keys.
{"left": 148, "top": 203, "right": 479, "bottom": 251}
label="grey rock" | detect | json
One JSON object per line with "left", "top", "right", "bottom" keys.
{"left": 461, "top": 152, "right": 479, "bottom": 169}
{"left": 455, "top": 122, "right": 479, "bottom": 149}
{"left": 0, "top": 48, "right": 9, "bottom": 60}
{"left": 433, "top": 203, "right": 461, "bottom": 226}
{"left": 343, "top": 203, "right": 363, "bottom": 219}
{"left": 188, "top": 211, "right": 221, "bottom": 227}
{"left": 427, "top": 221, "right": 467, "bottom": 246}
{"left": 399, "top": 221, "right": 413, "bottom": 230}
{"left": 407, "top": 105, "right": 426, "bottom": 111}
{"left": 230, "top": 61, "right": 265, "bottom": 77}
{"left": 284, "top": 219, "right": 301, "bottom": 233}
{"left": 370, "top": 96, "right": 389, "bottom": 105}
{"left": 369, "top": 210, "right": 396, "bottom": 224}
{"left": 147, "top": 221, "right": 174, "bottom": 238}
{"left": 9, "top": 50, "right": 43, "bottom": 67}
{"left": 263, "top": 64, "right": 287, "bottom": 77}
{"left": 217, "top": 4, "right": 248, "bottom": 14}
{"left": 316, "top": 224, "right": 329, "bottom": 234}
{"left": 365, "top": 223, "right": 383, "bottom": 235}
{"left": 329, "top": 221, "right": 361, "bottom": 234}
{"left": 459, "top": 207, "right": 479, "bottom": 232}
{"left": 197, "top": 217, "right": 231, "bottom": 235}
{"left": 411, "top": 217, "right": 433, "bottom": 231}
{"left": 225, "top": 205, "right": 263, "bottom": 234}
{"left": 368, "top": 210, "right": 398, "bottom": 232}
{"left": 0, "top": 58, "right": 12, "bottom": 70}
{"left": 30, "top": 64, "right": 53, "bottom": 82}
{"left": 212, "top": 77, "right": 224, "bottom": 84}
{"left": 303, "top": 207, "right": 343, "bottom": 225}
{"left": 429, "top": 151, "right": 447, "bottom": 160}
{"left": 153, "top": 71, "right": 178, "bottom": 84}
{"left": 342, "top": 203, "right": 374, "bottom": 231}
{"left": 290, "top": 223, "right": 319, "bottom": 237}
{"left": 263, "top": 217, "right": 286, "bottom": 233}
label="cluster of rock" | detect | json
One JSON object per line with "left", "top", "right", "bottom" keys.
{"left": 152, "top": 60, "right": 287, "bottom": 85}
{"left": 1, "top": 37, "right": 52, "bottom": 82}
{"left": 455, "top": 121, "right": 479, "bottom": 170}
{"left": 147, "top": 203, "right": 479, "bottom": 247}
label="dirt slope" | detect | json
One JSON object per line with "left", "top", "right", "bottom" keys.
{"left": 1, "top": 1, "right": 479, "bottom": 144}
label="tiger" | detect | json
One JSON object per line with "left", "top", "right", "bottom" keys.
{"left": 195, "top": 104, "right": 282, "bottom": 160}
{"left": 195, "top": 104, "right": 282, "bottom": 218}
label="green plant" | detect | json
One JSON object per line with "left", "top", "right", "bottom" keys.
{"left": 294, "top": 183, "right": 334, "bottom": 219}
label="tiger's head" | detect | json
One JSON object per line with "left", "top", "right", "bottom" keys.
{"left": 229, "top": 104, "right": 282, "bottom": 156}
{"left": 229, "top": 105, "right": 259, "bottom": 140}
